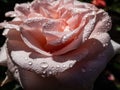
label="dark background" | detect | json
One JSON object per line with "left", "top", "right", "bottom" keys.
{"left": 0, "top": 0, "right": 120, "bottom": 90}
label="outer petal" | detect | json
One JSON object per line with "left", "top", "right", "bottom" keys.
{"left": 14, "top": 3, "right": 30, "bottom": 18}
{"left": 56, "top": 41, "right": 114, "bottom": 90}
{"left": 0, "top": 42, "right": 8, "bottom": 66}
{"left": 90, "top": 9, "right": 112, "bottom": 34}
{"left": 6, "top": 27, "right": 113, "bottom": 90}
{"left": 8, "top": 38, "right": 115, "bottom": 90}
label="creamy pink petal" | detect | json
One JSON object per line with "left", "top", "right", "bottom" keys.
{"left": 0, "top": 43, "right": 8, "bottom": 66}
{"left": 31, "top": 0, "right": 57, "bottom": 18}
{"left": 23, "top": 17, "right": 48, "bottom": 29}
{"left": 52, "top": 11, "right": 95, "bottom": 55}
{"left": 7, "top": 29, "right": 51, "bottom": 56}
{"left": 5, "top": 11, "right": 17, "bottom": 17}
{"left": 67, "top": 14, "right": 82, "bottom": 30}
{"left": 60, "top": 9, "right": 72, "bottom": 21}
{"left": 21, "top": 30, "right": 53, "bottom": 56}
{"left": 56, "top": 42, "right": 114, "bottom": 90}
{"left": 15, "top": 3, "right": 30, "bottom": 17}
{"left": 9, "top": 33, "right": 110, "bottom": 74}
{"left": 91, "top": 9, "right": 112, "bottom": 34}
{"left": 8, "top": 36, "right": 114, "bottom": 90}
{"left": 0, "top": 21, "right": 20, "bottom": 31}
{"left": 7, "top": 55, "right": 23, "bottom": 87}
{"left": 21, "top": 18, "right": 69, "bottom": 52}
{"left": 89, "top": 33, "right": 110, "bottom": 46}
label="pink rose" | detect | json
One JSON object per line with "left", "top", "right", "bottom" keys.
{"left": 0, "top": 0, "right": 117, "bottom": 90}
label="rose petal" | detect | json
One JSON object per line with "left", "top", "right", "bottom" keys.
{"left": 7, "top": 29, "right": 51, "bottom": 56}
{"left": 15, "top": 3, "right": 30, "bottom": 17}
{"left": 5, "top": 11, "right": 17, "bottom": 17}
{"left": 9, "top": 36, "right": 109, "bottom": 75}
{"left": 60, "top": 9, "right": 72, "bottom": 21}
{"left": 91, "top": 9, "right": 112, "bottom": 34}
{"left": 56, "top": 41, "right": 114, "bottom": 89}
{"left": 0, "top": 21, "right": 20, "bottom": 31}
{"left": 67, "top": 14, "right": 81, "bottom": 30}
{"left": 9, "top": 37, "right": 114, "bottom": 90}
{"left": 52, "top": 11, "right": 96, "bottom": 55}
{"left": 31, "top": 0, "right": 59, "bottom": 18}
{"left": 0, "top": 43, "right": 8, "bottom": 66}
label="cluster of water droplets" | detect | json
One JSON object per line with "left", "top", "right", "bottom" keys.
{"left": 103, "top": 43, "right": 109, "bottom": 47}
{"left": 24, "top": 57, "right": 76, "bottom": 78}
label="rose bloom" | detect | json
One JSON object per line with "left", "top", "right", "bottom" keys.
{"left": 0, "top": 0, "right": 116, "bottom": 90}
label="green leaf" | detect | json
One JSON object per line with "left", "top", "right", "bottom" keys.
{"left": 116, "top": 26, "right": 120, "bottom": 31}
{"left": 1, "top": 0, "right": 8, "bottom": 3}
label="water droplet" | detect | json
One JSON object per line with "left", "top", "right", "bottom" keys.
{"left": 41, "top": 75, "right": 46, "bottom": 78}
{"left": 84, "top": 38, "right": 87, "bottom": 41}
{"left": 56, "top": 65, "right": 60, "bottom": 68}
{"left": 40, "top": 62, "right": 48, "bottom": 69}
{"left": 69, "top": 63, "right": 74, "bottom": 68}
{"left": 103, "top": 43, "right": 108, "bottom": 47}
{"left": 107, "top": 22, "right": 110, "bottom": 26}
{"left": 5, "top": 72, "right": 7, "bottom": 75}
{"left": 42, "top": 71, "right": 46, "bottom": 74}
{"left": 25, "top": 57, "right": 28, "bottom": 60}
{"left": 106, "top": 23, "right": 109, "bottom": 27}
{"left": 15, "top": 69, "right": 18, "bottom": 73}
{"left": 48, "top": 71, "right": 52, "bottom": 75}
{"left": 28, "top": 61, "right": 33, "bottom": 65}
{"left": 62, "top": 65, "right": 66, "bottom": 68}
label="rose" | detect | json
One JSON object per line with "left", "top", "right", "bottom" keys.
{"left": 0, "top": 0, "right": 115, "bottom": 90}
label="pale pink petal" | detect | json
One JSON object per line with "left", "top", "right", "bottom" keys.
{"left": 15, "top": 3, "right": 30, "bottom": 17}
{"left": 52, "top": 11, "right": 96, "bottom": 55}
{"left": 23, "top": 17, "right": 48, "bottom": 29}
{"left": 7, "top": 29, "right": 51, "bottom": 56}
{"left": 60, "top": 9, "right": 72, "bottom": 21}
{"left": 91, "top": 9, "right": 112, "bottom": 34}
{"left": 56, "top": 41, "right": 114, "bottom": 90}
{"left": 9, "top": 35, "right": 114, "bottom": 90}
{"left": 0, "top": 21, "right": 20, "bottom": 31}
{"left": 67, "top": 14, "right": 82, "bottom": 30}
{"left": 5, "top": 11, "right": 17, "bottom": 17}
{"left": 31, "top": 0, "right": 59, "bottom": 18}
{"left": 0, "top": 43, "right": 8, "bottom": 66}
{"left": 89, "top": 33, "right": 110, "bottom": 47}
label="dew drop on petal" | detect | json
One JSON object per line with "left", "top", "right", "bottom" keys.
{"left": 103, "top": 43, "right": 108, "bottom": 47}
{"left": 42, "top": 71, "right": 46, "bottom": 74}
{"left": 25, "top": 57, "right": 28, "bottom": 60}
{"left": 48, "top": 71, "right": 52, "bottom": 75}
{"left": 28, "top": 61, "right": 33, "bottom": 65}
{"left": 41, "top": 75, "right": 46, "bottom": 78}
{"left": 40, "top": 62, "right": 49, "bottom": 69}
{"left": 62, "top": 65, "right": 66, "bottom": 68}
{"left": 84, "top": 37, "right": 88, "bottom": 41}
{"left": 69, "top": 63, "right": 74, "bottom": 68}
{"left": 56, "top": 65, "right": 60, "bottom": 68}
{"left": 15, "top": 69, "right": 18, "bottom": 73}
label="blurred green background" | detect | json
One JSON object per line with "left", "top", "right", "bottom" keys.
{"left": 0, "top": 0, "right": 120, "bottom": 90}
